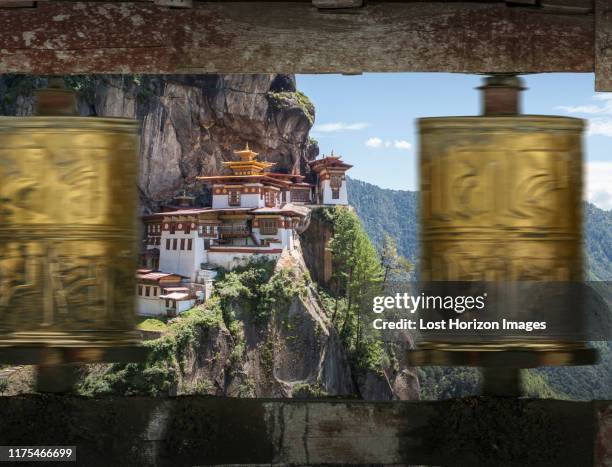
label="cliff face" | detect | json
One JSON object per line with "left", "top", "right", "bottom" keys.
{"left": 0, "top": 74, "right": 318, "bottom": 209}
{"left": 168, "top": 246, "right": 418, "bottom": 400}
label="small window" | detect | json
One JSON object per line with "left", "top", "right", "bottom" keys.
{"left": 332, "top": 189, "right": 340, "bottom": 199}
{"left": 291, "top": 189, "right": 310, "bottom": 202}
{"left": 187, "top": 239, "right": 193, "bottom": 250}
{"left": 153, "top": 287, "right": 158, "bottom": 297}
{"left": 165, "top": 299, "right": 170, "bottom": 308}
{"left": 170, "top": 223, "right": 176, "bottom": 234}
{"left": 264, "top": 191, "right": 275, "bottom": 207}
{"left": 166, "top": 238, "right": 171, "bottom": 250}
{"left": 180, "top": 238, "right": 185, "bottom": 250}
{"left": 138, "top": 285, "right": 142, "bottom": 296}
{"left": 185, "top": 224, "right": 191, "bottom": 234}
{"left": 228, "top": 190, "right": 241, "bottom": 206}
{"left": 173, "top": 239, "right": 178, "bottom": 250}
{"left": 145, "top": 286, "right": 150, "bottom": 297}
{"left": 260, "top": 218, "right": 278, "bottom": 235}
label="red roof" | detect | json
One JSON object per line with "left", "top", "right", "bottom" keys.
{"left": 136, "top": 271, "right": 185, "bottom": 282}
{"left": 251, "top": 203, "right": 308, "bottom": 217}
{"left": 308, "top": 155, "right": 353, "bottom": 172}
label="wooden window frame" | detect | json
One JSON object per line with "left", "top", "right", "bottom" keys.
{"left": 259, "top": 218, "right": 278, "bottom": 235}
{"left": 228, "top": 189, "right": 241, "bottom": 206}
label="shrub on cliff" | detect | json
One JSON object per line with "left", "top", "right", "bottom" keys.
{"left": 214, "top": 258, "right": 307, "bottom": 324}
{"left": 77, "top": 307, "right": 224, "bottom": 397}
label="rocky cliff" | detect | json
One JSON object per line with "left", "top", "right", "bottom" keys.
{"left": 0, "top": 74, "right": 318, "bottom": 210}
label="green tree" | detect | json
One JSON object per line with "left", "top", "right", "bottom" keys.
{"left": 380, "top": 233, "right": 412, "bottom": 284}
{"left": 328, "top": 206, "right": 383, "bottom": 352}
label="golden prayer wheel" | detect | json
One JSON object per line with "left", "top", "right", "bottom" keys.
{"left": 0, "top": 79, "right": 145, "bottom": 391}
{"left": 409, "top": 75, "right": 597, "bottom": 393}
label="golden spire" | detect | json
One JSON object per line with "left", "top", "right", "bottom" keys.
{"left": 225, "top": 143, "right": 274, "bottom": 175}
{"left": 234, "top": 143, "right": 259, "bottom": 162}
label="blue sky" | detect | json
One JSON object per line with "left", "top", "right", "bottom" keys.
{"left": 296, "top": 73, "right": 612, "bottom": 210}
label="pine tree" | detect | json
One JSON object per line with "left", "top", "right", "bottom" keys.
{"left": 380, "top": 233, "right": 412, "bottom": 284}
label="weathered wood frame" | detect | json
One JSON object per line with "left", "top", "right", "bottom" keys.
{"left": 0, "top": 1, "right": 610, "bottom": 90}
{"left": 0, "top": 2, "right": 611, "bottom": 466}
{"left": 0, "top": 395, "right": 609, "bottom": 466}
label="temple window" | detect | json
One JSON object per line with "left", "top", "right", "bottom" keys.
{"left": 332, "top": 188, "right": 340, "bottom": 199}
{"left": 291, "top": 189, "right": 310, "bottom": 202}
{"left": 264, "top": 191, "right": 275, "bottom": 207}
{"left": 228, "top": 189, "right": 241, "bottom": 206}
{"left": 188, "top": 239, "right": 193, "bottom": 250}
{"left": 180, "top": 239, "right": 185, "bottom": 250}
{"left": 145, "top": 286, "right": 150, "bottom": 297}
{"left": 260, "top": 218, "right": 278, "bottom": 235}
{"left": 170, "top": 223, "right": 176, "bottom": 234}
{"left": 173, "top": 239, "right": 178, "bottom": 250}
{"left": 166, "top": 239, "right": 171, "bottom": 250}
{"left": 138, "top": 285, "right": 142, "bottom": 296}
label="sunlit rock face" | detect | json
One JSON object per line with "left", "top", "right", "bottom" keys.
{"left": 0, "top": 74, "right": 318, "bottom": 210}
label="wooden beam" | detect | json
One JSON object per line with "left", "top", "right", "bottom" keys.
{"left": 0, "top": 1, "right": 596, "bottom": 75}
{"left": 0, "top": 395, "right": 605, "bottom": 466}
{"left": 596, "top": 0, "right": 612, "bottom": 91}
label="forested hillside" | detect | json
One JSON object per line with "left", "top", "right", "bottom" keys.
{"left": 348, "top": 177, "right": 612, "bottom": 280}
{"left": 347, "top": 178, "right": 419, "bottom": 264}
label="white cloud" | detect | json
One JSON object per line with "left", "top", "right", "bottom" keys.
{"left": 365, "top": 137, "right": 382, "bottom": 148}
{"left": 556, "top": 95, "right": 612, "bottom": 138}
{"left": 313, "top": 122, "right": 369, "bottom": 133}
{"left": 556, "top": 105, "right": 607, "bottom": 114}
{"left": 364, "top": 137, "right": 412, "bottom": 151}
{"left": 586, "top": 162, "right": 612, "bottom": 210}
{"left": 587, "top": 119, "right": 612, "bottom": 137}
{"left": 394, "top": 140, "right": 412, "bottom": 150}
{"left": 556, "top": 94, "right": 612, "bottom": 115}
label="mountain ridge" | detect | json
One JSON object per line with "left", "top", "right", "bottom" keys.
{"left": 347, "top": 177, "right": 612, "bottom": 280}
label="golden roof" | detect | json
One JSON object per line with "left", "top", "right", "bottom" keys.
{"left": 223, "top": 143, "right": 275, "bottom": 175}
{"left": 233, "top": 142, "right": 259, "bottom": 162}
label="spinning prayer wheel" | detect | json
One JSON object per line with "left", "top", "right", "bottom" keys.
{"left": 409, "top": 75, "right": 597, "bottom": 393}
{"left": 0, "top": 79, "right": 145, "bottom": 391}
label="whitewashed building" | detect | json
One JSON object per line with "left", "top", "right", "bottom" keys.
{"left": 136, "top": 146, "right": 352, "bottom": 316}
{"left": 309, "top": 154, "right": 352, "bottom": 205}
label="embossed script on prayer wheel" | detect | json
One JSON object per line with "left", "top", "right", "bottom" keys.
{"left": 410, "top": 75, "right": 597, "bottom": 372}
{"left": 420, "top": 116, "right": 583, "bottom": 283}
{"left": 0, "top": 103, "right": 142, "bottom": 361}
